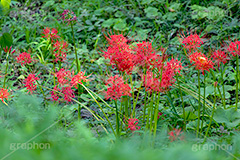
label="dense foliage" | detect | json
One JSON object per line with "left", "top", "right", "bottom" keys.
{"left": 0, "top": 0, "right": 240, "bottom": 159}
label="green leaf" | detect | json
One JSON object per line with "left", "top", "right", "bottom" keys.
{"left": 102, "top": 18, "right": 116, "bottom": 28}
{"left": 141, "top": 0, "right": 153, "bottom": 5}
{"left": 214, "top": 108, "right": 240, "bottom": 128}
{"left": 1, "top": 0, "right": 11, "bottom": 9}
{"left": 113, "top": 19, "right": 127, "bottom": 31}
{"left": 0, "top": 32, "right": 13, "bottom": 48}
{"left": 144, "top": 7, "right": 159, "bottom": 19}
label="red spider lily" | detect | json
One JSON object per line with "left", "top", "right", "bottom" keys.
{"left": 103, "top": 34, "right": 135, "bottom": 74}
{"left": 166, "top": 58, "right": 183, "bottom": 74}
{"left": 51, "top": 85, "right": 74, "bottom": 103}
{"left": 180, "top": 32, "right": 203, "bottom": 52}
{"left": 143, "top": 63, "right": 176, "bottom": 93}
{"left": 61, "top": 9, "right": 77, "bottom": 25}
{"left": 0, "top": 88, "right": 9, "bottom": 102}
{"left": 211, "top": 50, "right": 229, "bottom": 67}
{"left": 227, "top": 40, "right": 240, "bottom": 56}
{"left": 142, "top": 71, "right": 161, "bottom": 92}
{"left": 3, "top": 46, "right": 15, "bottom": 54}
{"left": 24, "top": 74, "right": 39, "bottom": 94}
{"left": 70, "top": 71, "right": 90, "bottom": 89}
{"left": 104, "top": 45, "right": 135, "bottom": 74}
{"left": 55, "top": 68, "right": 73, "bottom": 86}
{"left": 126, "top": 118, "right": 140, "bottom": 131}
{"left": 105, "top": 75, "right": 131, "bottom": 100}
{"left": 168, "top": 128, "right": 184, "bottom": 142}
{"left": 62, "top": 86, "right": 75, "bottom": 102}
{"left": 42, "top": 27, "right": 60, "bottom": 41}
{"left": 16, "top": 52, "right": 32, "bottom": 65}
{"left": 189, "top": 52, "right": 214, "bottom": 75}
{"left": 51, "top": 86, "right": 61, "bottom": 102}
{"left": 160, "top": 64, "right": 176, "bottom": 90}
{"left": 133, "top": 41, "right": 160, "bottom": 69}
{"left": 105, "top": 34, "right": 128, "bottom": 47}
{"left": 53, "top": 40, "right": 68, "bottom": 62}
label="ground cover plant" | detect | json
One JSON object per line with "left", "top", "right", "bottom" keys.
{"left": 0, "top": 0, "right": 240, "bottom": 159}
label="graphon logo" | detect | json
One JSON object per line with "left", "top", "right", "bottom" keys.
{"left": 10, "top": 141, "right": 50, "bottom": 150}
{"left": 192, "top": 143, "right": 232, "bottom": 152}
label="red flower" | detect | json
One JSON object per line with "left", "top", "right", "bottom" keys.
{"left": 211, "top": 50, "right": 229, "bottom": 67}
{"left": 0, "top": 88, "right": 9, "bottom": 102}
{"left": 227, "top": 40, "right": 240, "bottom": 56}
{"left": 168, "top": 128, "right": 183, "bottom": 142}
{"left": 16, "top": 52, "right": 32, "bottom": 65}
{"left": 24, "top": 74, "right": 39, "bottom": 94}
{"left": 105, "top": 75, "right": 131, "bottom": 100}
{"left": 70, "top": 71, "right": 90, "bottom": 89}
{"left": 142, "top": 71, "right": 160, "bottom": 93}
{"left": 53, "top": 40, "right": 68, "bottom": 62}
{"left": 51, "top": 86, "right": 60, "bottom": 102}
{"left": 180, "top": 32, "right": 203, "bottom": 51}
{"left": 103, "top": 34, "right": 135, "bottom": 74}
{"left": 143, "top": 63, "right": 176, "bottom": 93}
{"left": 133, "top": 41, "right": 160, "bottom": 69}
{"left": 166, "top": 58, "right": 183, "bottom": 75}
{"left": 62, "top": 86, "right": 75, "bottom": 102}
{"left": 42, "top": 27, "right": 60, "bottom": 41}
{"left": 55, "top": 68, "right": 73, "bottom": 86}
{"left": 126, "top": 118, "right": 140, "bottom": 131}
{"left": 189, "top": 52, "right": 214, "bottom": 74}
{"left": 105, "top": 34, "right": 128, "bottom": 47}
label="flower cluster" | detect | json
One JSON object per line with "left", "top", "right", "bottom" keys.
{"left": 103, "top": 34, "right": 135, "bottom": 74}
{"left": 126, "top": 118, "right": 140, "bottom": 131}
{"left": 24, "top": 74, "right": 39, "bottom": 94}
{"left": 42, "top": 27, "right": 60, "bottom": 41}
{"left": 133, "top": 41, "right": 159, "bottom": 69}
{"left": 0, "top": 88, "right": 9, "bottom": 103}
{"left": 105, "top": 75, "right": 131, "bottom": 100}
{"left": 180, "top": 32, "right": 203, "bottom": 51}
{"left": 189, "top": 52, "right": 214, "bottom": 74}
{"left": 16, "top": 52, "right": 33, "bottom": 66}
{"left": 51, "top": 68, "right": 89, "bottom": 102}
{"left": 227, "top": 40, "right": 240, "bottom": 57}
{"left": 42, "top": 28, "right": 68, "bottom": 63}
{"left": 61, "top": 9, "right": 77, "bottom": 25}
{"left": 53, "top": 40, "right": 68, "bottom": 62}
{"left": 142, "top": 58, "right": 182, "bottom": 93}
{"left": 211, "top": 50, "right": 229, "bottom": 67}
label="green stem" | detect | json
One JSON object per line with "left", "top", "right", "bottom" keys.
{"left": 3, "top": 53, "right": 9, "bottom": 88}
{"left": 197, "top": 70, "right": 201, "bottom": 138}
{"left": 53, "top": 63, "right": 56, "bottom": 86}
{"left": 114, "top": 100, "right": 120, "bottom": 138}
{"left": 203, "top": 84, "right": 217, "bottom": 142}
{"left": 221, "top": 64, "right": 226, "bottom": 109}
{"left": 71, "top": 22, "right": 81, "bottom": 119}
{"left": 236, "top": 55, "right": 239, "bottom": 111}
{"left": 200, "top": 72, "right": 206, "bottom": 135}
{"left": 145, "top": 92, "right": 154, "bottom": 132}
{"left": 153, "top": 93, "right": 161, "bottom": 139}
{"left": 132, "top": 81, "right": 143, "bottom": 117}
{"left": 176, "top": 75, "right": 186, "bottom": 130}
{"left": 129, "top": 75, "right": 134, "bottom": 115}
{"left": 142, "top": 89, "right": 148, "bottom": 123}
{"left": 71, "top": 22, "right": 80, "bottom": 72}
